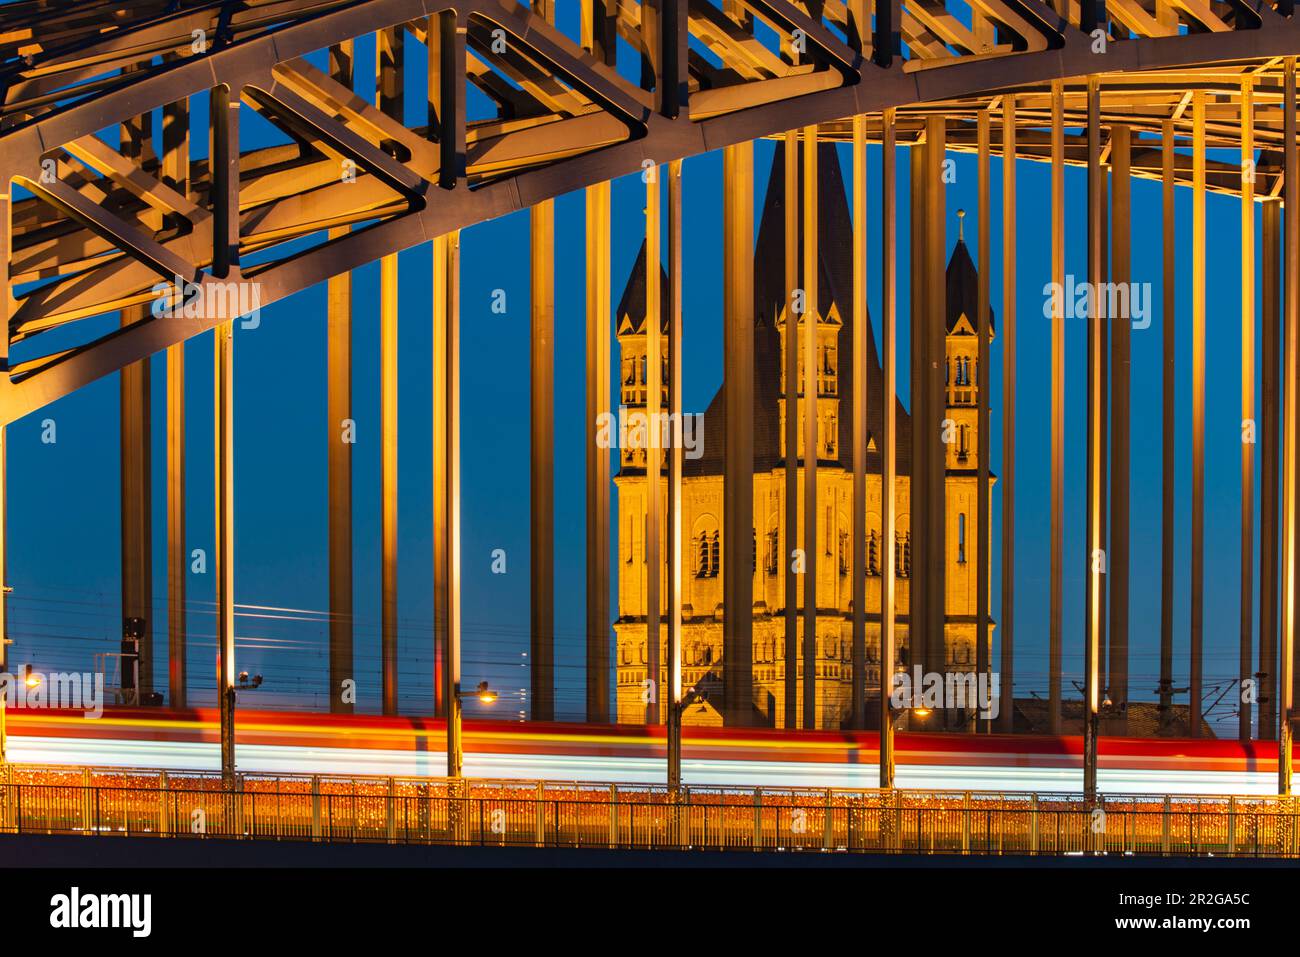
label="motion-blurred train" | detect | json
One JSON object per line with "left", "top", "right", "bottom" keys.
{"left": 3, "top": 706, "right": 1287, "bottom": 795}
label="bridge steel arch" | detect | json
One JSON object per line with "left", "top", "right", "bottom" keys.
{"left": 1, "top": 0, "right": 1297, "bottom": 420}
{"left": 0, "top": 0, "right": 1298, "bottom": 794}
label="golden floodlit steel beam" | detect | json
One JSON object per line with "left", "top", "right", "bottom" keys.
{"left": 1158, "top": 116, "right": 1176, "bottom": 734}
{"left": 1280, "top": 57, "right": 1297, "bottom": 796}
{"left": 531, "top": 196, "right": 556, "bottom": 724}
{"left": 428, "top": 12, "right": 461, "bottom": 722}
{"left": 579, "top": 3, "right": 613, "bottom": 717}
{"left": 325, "top": 38, "right": 355, "bottom": 717}
{"left": 1241, "top": 80, "right": 1256, "bottom": 744}
{"left": 214, "top": 316, "right": 235, "bottom": 787}
{"left": 433, "top": 229, "right": 462, "bottom": 776}
{"left": 923, "top": 114, "right": 945, "bottom": 720}
{"left": 909, "top": 140, "right": 927, "bottom": 720}
{"left": 529, "top": 0, "right": 557, "bottom": 727}
{"left": 1110, "top": 121, "right": 1131, "bottom": 726}
{"left": 380, "top": 247, "right": 399, "bottom": 716}
{"left": 783, "top": 130, "right": 798, "bottom": 731}
{"left": 645, "top": 163, "right": 662, "bottom": 727}
{"left": 851, "top": 110, "right": 867, "bottom": 731}
{"left": 163, "top": 69, "right": 189, "bottom": 712}
{"left": 1084, "top": 75, "right": 1102, "bottom": 803}
{"left": 119, "top": 96, "right": 153, "bottom": 699}
{"left": 165, "top": 338, "right": 186, "bottom": 709}
{"left": 999, "top": 94, "right": 1016, "bottom": 734}
{"left": 880, "top": 106, "right": 898, "bottom": 787}
{"left": 378, "top": 25, "right": 403, "bottom": 717}
{"left": 723, "top": 141, "right": 755, "bottom": 728}
{"left": 583, "top": 4, "right": 614, "bottom": 717}
{"left": 667, "top": 158, "right": 684, "bottom": 788}
{"left": 1049, "top": 79, "right": 1065, "bottom": 736}
{"left": 802, "top": 124, "right": 818, "bottom": 731}
{"left": 976, "top": 108, "right": 990, "bottom": 735}
{"left": 1191, "top": 89, "right": 1206, "bottom": 739}
{"left": 326, "top": 243, "right": 353, "bottom": 715}
{"left": 1098, "top": 158, "right": 1108, "bottom": 705}
{"left": 210, "top": 83, "right": 239, "bottom": 787}
{"left": 1262, "top": 196, "right": 1282, "bottom": 742}
{"left": 585, "top": 180, "right": 612, "bottom": 725}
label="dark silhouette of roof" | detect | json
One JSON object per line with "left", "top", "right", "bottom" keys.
{"left": 615, "top": 240, "right": 670, "bottom": 335}
{"left": 944, "top": 227, "right": 996, "bottom": 337}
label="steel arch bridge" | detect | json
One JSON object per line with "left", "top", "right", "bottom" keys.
{"left": 1, "top": 0, "right": 1299, "bottom": 796}
{"left": 1, "top": 0, "right": 1293, "bottom": 416}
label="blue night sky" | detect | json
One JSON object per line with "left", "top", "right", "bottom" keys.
{"left": 8, "top": 27, "right": 1264, "bottom": 735}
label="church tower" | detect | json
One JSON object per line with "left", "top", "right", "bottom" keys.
{"left": 944, "top": 210, "right": 989, "bottom": 475}
{"left": 615, "top": 241, "right": 669, "bottom": 473}
{"left": 936, "top": 209, "right": 996, "bottom": 688}
{"left": 612, "top": 146, "right": 995, "bottom": 730}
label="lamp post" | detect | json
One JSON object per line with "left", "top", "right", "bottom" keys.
{"left": 881, "top": 663, "right": 941, "bottom": 790}
{"left": 880, "top": 690, "right": 927, "bottom": 849}
{"left": 667, "top": 686, "right": 706, "bottom": 792}
{"left": 1083, "top": 686, "right": 1119, "bottom": 803}
{"left": 220, "top": 670, "right": 262, "bottom": 788}
{"left": 447, "top": 681, "right": 496, "bottom": 779}
{"left": 880, "top": 664, "right": 910, "bottom": 789}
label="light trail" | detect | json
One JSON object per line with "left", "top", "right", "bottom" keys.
{"left": 7, "top": 736, "right": 1277, "bottom": 796}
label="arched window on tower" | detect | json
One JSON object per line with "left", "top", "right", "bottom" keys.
{"left": 710, "top": 532, "right": 721, "bottom": 578}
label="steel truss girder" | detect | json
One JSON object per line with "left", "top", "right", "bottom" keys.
{"left": 1, "top": 0, "right": 1298, "bottom": 424}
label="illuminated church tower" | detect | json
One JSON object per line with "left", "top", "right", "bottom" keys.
{"left": 613, "top": 145, "right": 994, "bottom": 729}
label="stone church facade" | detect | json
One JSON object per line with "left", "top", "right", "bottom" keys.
{"left": 614, "top": 144, "right": 994, "bottom": 730}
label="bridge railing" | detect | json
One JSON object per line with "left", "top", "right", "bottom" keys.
{"left": 0, "top": 765, "right": 1297, "bottom": 856}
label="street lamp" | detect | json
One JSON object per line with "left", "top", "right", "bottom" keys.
{"left": 667, "top": 685, "right": 707, "bottom": 792}
{"left": 881, "top": 663, "right": 929, "bottom": 789}
{"left": 1083, "top": 685, "right": 1121, "bottom": 802}
{"left": 457, "top": 681, "right": 496, "bottom": 706}
{"left": 446, "top": 681, "right": 496, "bottom": 779}
{"left": 220, "top": 671, "right": 263, "bottom": 788}
{"left": 880, "top": 689, "right": 934, "bottom": 789}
